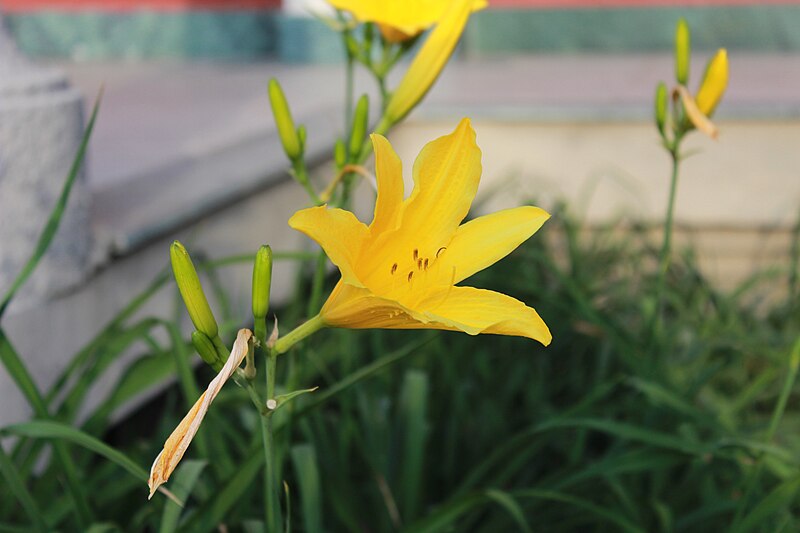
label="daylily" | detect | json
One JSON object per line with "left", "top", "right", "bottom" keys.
{"left": 678, "top": 48, "right": 728, "bottom": 139}
{"left": 328, "top": 0, "right": 487, "bottom": 42}
{"left": 289, "top": 118, "right": 551, "bottom": 345}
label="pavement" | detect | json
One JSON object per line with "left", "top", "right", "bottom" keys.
{"left": 54, "top": 52, "right": 800, "bottom": 250}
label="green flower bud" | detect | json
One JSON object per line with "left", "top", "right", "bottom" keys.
{"left": 252, "top": 245, "right": 273, "bottom": 321}
{"left": 675, "top": 18, "right": 690, "bottom": 86}
{"left": 349, "top": 94, "right": 369, "bottom": 158}
{"left": 170, "top": 241, "right": 218, "bottom": 339}
{"left": 655, "top": 82, "right": 668, "bottom": 136}
{"left": 192, "top": 330, "right": 223, "bottom": 371}
{"left": 297, "top": 124, "right": 307, "bottom": 149}
{"left": 334, "top": 138, "right": 347, "bottom": 168}
{"left": 268, "top": 78, "right": 301, "bottom": 161}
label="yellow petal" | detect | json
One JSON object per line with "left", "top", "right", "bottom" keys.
{"left": 420, "top": 286, "right": 552, "bottom": 345}
{"left": 148, "top": 329, "right": 252, "bottom": 498}
{"left": 437, "top": 206, "right": 550, "bottom": 285}
{"left": 370, "top": 134, "right": 405, "bottom": 236}
{"left": 321, "top": 281, "right": 423, "bottom": 329}
{"left": 329, "top": 0, "right": 486, "bottom": 38}
{"left": 384, "top": 0, "right": 473, "bottom": 123}
{"left": 677, "top": 85, "right": 718, "bottom": 139}
{"left": 695, "top": 48, "right": 728, "bottom": 117}
{"left": 289, "top": 206, "right": 370, "bottom": 287}
{"left": 401, "top": 118, "right": 481, "bottom": 254}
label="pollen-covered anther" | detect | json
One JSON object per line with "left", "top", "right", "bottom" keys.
{"left": 424, "top": 258, "right": 429, "bottom": 270}
{"left": 436, "top": 247, "right": 447, "bottom": 258}
{"left": 413, "top": 248, "right": 419, "bottom": 261}
{"left": 408, "top": 271, "right": 414, "bottom": 282}
{"left": 417, "top": 259, "right": 423, "bottom": 270}
{"left": 391, "top": 263, "right": 398, "bottom": 274}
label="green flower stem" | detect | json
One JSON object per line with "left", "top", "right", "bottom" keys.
{"left": 307, "top": 252, "right": 329, "bottom": 317}
{"left": 292, "top": 158, "right": 321, "bottom": 205}
{"left": 653, "top": 141, "right": 682, "bottom": 343}
{"left": 274, "top": 314, "right": 327, "bottom": 356}
{"left": 259, "top": 314, "right": 325, "bottom": 531}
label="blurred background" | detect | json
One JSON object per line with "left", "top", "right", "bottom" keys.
{"left": 1, "top": 0, "right": 799, "bottom": 463}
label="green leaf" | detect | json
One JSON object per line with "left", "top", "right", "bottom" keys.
{"left": 485, "top": 489, "right": 533, "bottom": 533}
{"left": 733, "top": 477, "right": 800, "bottom": 533}
{"left": 0, "top": 89, "right": 102, "bottom": 318}
{"left": 0, "top": 444, "right": 47, "bottom": 532}
{"left": 159, "top": 460, "right": 207, "bottom": 533}
{"left": 3, "top": 420, "right": 148, "bottom": 483}
{"left": 290, "top": 444, "right": 323, "bottom": 533}
{"left": 398, "top": 369, "right": 429, "bottom": 522}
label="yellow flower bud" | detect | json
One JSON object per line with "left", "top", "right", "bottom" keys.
{"left": 384, "top": 0, "right": 472, "bottom": 124}
{"left": 191, "top": 330, "right": 223, "bottom": 371}
{"left": 349, "top": 94, "right": 369, "bottom": 158}
{"left": 252, "top": 245, "right": 273, "bottom": 321}
{"left": 695, "top": 48, "right": 728, "bottom": 118}
{"left": 268, "top": 78, "right": 301, "bottom": 161}
{"left": 170, "top": 241, "right": 218, "bottom": 339}
{"left": 675, "top": 18, "right": 690, "bottom": 86}
{"left": 655, "top": 82, "right": 668, "bottom": 136}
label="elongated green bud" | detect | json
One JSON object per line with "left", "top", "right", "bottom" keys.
{"left": 268, "top": 78, "right": 301, "bottom": 161}
{"left": 675, "top": 18, "right": 690, "bottom": 85}
{"left": 655, "top": 82, "right": 668, "bottom": 136}
{"left": 170, "top": 241, "right": 218, "bottom": 338}
{"left": 349, "top": 94, "right": 369, "bottom": 158}
{"left": 192, "top": 330, "right": 222, "bottom": 371}
{"left": 297, "top": 125, "right": 307, "bottom": 149}
{"left": 252, "top": 245, "right": 273, "bottom": 321}
{"left": 334, "top": 138, "right": 347, "bottom": 168}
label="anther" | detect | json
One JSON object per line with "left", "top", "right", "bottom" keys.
{"left": 417, "top": 259, "right": 423, "bottom": 270}
{"left": 391, "top": 263, "right": 398, "bottom": 274}
{"left": 436, "top": 247, "right": 447, "bottom": 258}
{"left": 407, "top": 271, "right": 414, "bottom": 282}
{"left": 424, "top": 258, "right": 429, "bottom": 270}
{"left": 413, "top": 249, "right": 419, "bottom": 261}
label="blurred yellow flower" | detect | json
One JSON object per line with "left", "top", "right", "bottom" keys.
{"left": 695, "top": 49, "right": 728, "bottom": 118}
{"left": 289, "top": 118, "right": 552, "bottom": 345}
{"left": 680, "top": 48, "right": 728, "bottom": 139}
{"left": 329, "top": 0, "right": 486, "bottom": 42}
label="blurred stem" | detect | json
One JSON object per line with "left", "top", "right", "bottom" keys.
{"left": 307, "top": 251, "right": 329, "bottom": 317}
{"left": 292, "top": 158, "right": 320, "bottom": 204}
{"left": 653, "top": 143, "right": 682, "bottom": 340}
{"left": 345, "top": 48, "right": 355, "bottom": 132}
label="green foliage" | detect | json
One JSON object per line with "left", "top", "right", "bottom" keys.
{"left": 3, "top": 203, "right": 798, "bottom": 531}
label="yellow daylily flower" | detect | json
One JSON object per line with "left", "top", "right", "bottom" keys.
{"left": 695, "top": 48, "right": 728, "bottom": 118}
{"left": 289, "top": 118, "right": 552, "bottom": 345}
{"left": 383, "top": 0, "right": 473, "bottom": 124}
{"left": 148, "top": 329, "right": 253, "bottom": 499}
{"left": 680, "top": 48, "right": 728, "bottom": 139}
{"left": 329, "top": 0, "right": 487, "bottom": 42}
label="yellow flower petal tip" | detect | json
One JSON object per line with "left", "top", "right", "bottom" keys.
{"left": 148, "top": 329, "right": 252, "bottom": 499}
{"left": 289, "top": 119, "right": 552, "bottom": 346}
{"left": 328, "top": 0, "right": 486, "bottom": 40}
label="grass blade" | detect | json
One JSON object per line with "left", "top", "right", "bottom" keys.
{"left": 0, "top": 444, "right": 47, "bottom": 531}
{"left": 159, "top": 460, "right": 207, "bottom": 533}
{"left": 290, "top": 444, "right": 323, "bottom": 533}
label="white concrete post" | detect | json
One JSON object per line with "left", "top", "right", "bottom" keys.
{"left": 0, "top": 14, "right": 91, "bottom": 312}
